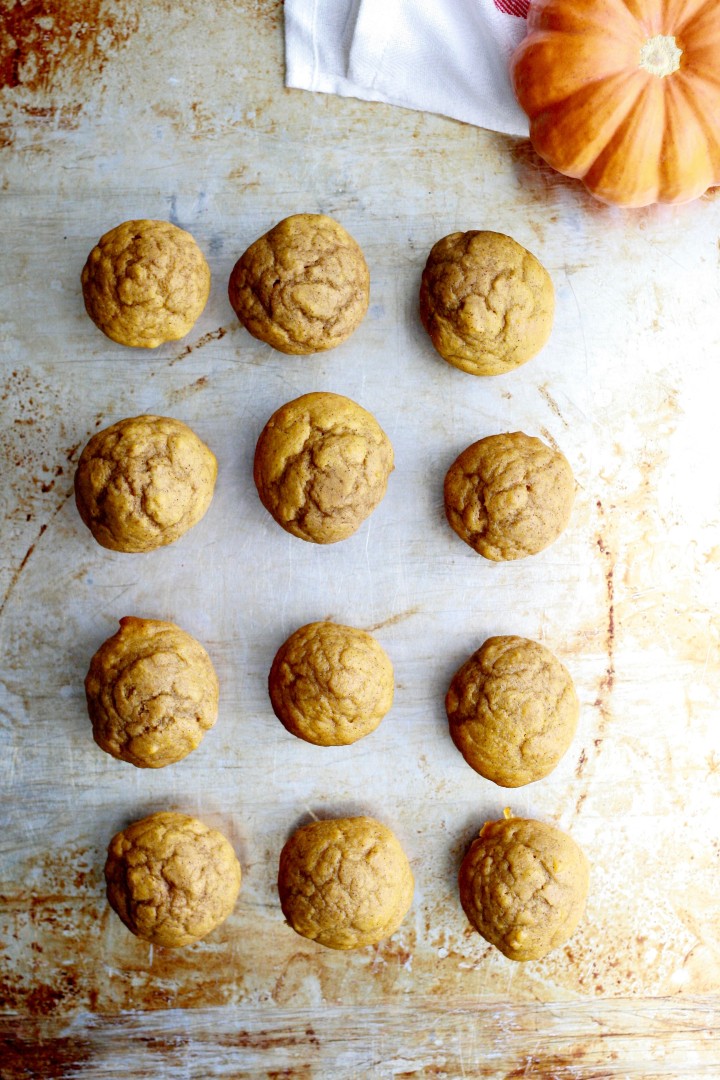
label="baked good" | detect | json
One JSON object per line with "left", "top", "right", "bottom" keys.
{"left": 446, "top": 636, "right": 579, "bottom": 787}
{"left": 81, "top": 219, "right": 211, "bottom": 348}
{"left": 444, "top": 431, "right": 574, "bottom": 560}
{"left": 458, "top": 815, "right": 589, "bottom": 961}
{"left": 228, "top": 213, "right": 370, "bottom": 354}
{"left": 277, "top": 816, "right": 414, "bottom": 949}
{"left": 269, "top": 621, "right": 393, "bottom": 746}
{"left": 253, "top": 392, "right": 393, "bottom": 543}
{"left": 105, "top": 811, "right": 241, "bottom": 947}
{"left": 74, "top": 415, "right": 217, "bottom": 552}
{"left": 419, "top": 230, "right": 554, "bottom": 376}
{"left": 85, "top": 616, "right": 219, "bottom": 768}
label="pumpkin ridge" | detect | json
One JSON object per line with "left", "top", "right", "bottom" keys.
{"left": 673, "top": 0, "right": 720, "bottom": 35}
{"left": 527, "top": 2, "right": 642, "bottom": 42}
{"left": 512, "top": 35, "right": 641, "bottom": 117}
{"left": 530, "top": 70, "right": 648, "bottom": 178}
{"left": 675, "top": 22, "right": 720, "bottom": 58}
{"left": 670, "top": 70, "right": 720, "bottom": 173}
{"left": 617, "top": 0, "right": 664, "bottom": 36}
{"left": 678, "top": 56, "right": 720, "bottom": 91}
{"left": 582, "top": 78, "right": 666, "bottom": 205}
{"left": 656, "top": 78, "right": 714, "bottom": 199}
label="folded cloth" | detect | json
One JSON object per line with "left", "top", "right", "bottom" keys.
{"left": 284, "top": 0, "right": 530, "bottom": 138}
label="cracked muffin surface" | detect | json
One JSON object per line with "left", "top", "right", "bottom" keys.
{"left": 444, "top": 431, "right": 574, "bottom": 560}
{"left": 105, "top": 811, "right": 241, "bottom": 947}
{"left": 81, "top": 219, "right": 211, "bottom": 348}
{"left": 86, "top": 617, "right": 219, "bottom": 768}
{"left": 277, "top": 816, "right": 414, "bottom": 949}
{"left": 419, "top": 230, "right": 554, "bottom": 376}
{"left": 269, "top": 621, "right": 393, "bottom": 746}
{"left": 74, "top": 415, "right": 217, "bottom": 552}
{"left": 458, "top": 816, "right": 589, "bottom": 961}
{"left": 446, "top": 636, "right": 578, "bottom": 787}
{"left": 253, "top": 392, "right": 393, "bottom": 544}
{"left": 228, "top": 213, "right": 370, "bottom": 354}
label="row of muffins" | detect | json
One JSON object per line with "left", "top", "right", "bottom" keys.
{"left": 73, "top": 212, "right": 588, "bottom": 963}
{"left": 105, "top": 808, "right": 587, "bottom": 963}
{"left": 74, "top": 403, "right": 575, "bottom": 558}
{"left": 87, "top": 616, "right": 578, "bottom": 784}
{"left": 81, "top": 213, "right": 554, "bottom": 379}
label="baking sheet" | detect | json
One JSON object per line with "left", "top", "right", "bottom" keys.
{"left": 1, "top": 0, "right": 719, "bottom": 1073}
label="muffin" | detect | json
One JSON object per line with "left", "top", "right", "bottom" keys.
{"left": 81, "top": 219, "right": 211, "bottom": 348}
{"left": 85, "top": 616, "right": 219, "bottom": 768}
{"left": 444, "top": 431, "right": 574, "bottom": 560}
{"left": 419, "top": 230, "right": 554, "bottom": 376}
{"left": 105, "top": 811, "right": 242, "bottom": 947}
{"left": 254, "top": 392, "right": 393, "bottom": 543}
{"left": 74, "top": 415, "right": 217, "bottom": 552}
{"left": 269, "top": 621, "right": 394, "bottom": 746}
{"left": 458, "top": 815, "right": 589, "bottom": 961}
{"left": 228, "top": 213, "right": 370, "bottom": 354}
{"left": 446, "top": 636, "right": 578, "bottom": 787}
{"left": 278, "top": 816, "right": 414, "bottom": 949}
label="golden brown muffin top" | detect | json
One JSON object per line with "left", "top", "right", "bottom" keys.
{"left": 419, "top": 230, "right": 554, "bottom": 376}
{"left": 446, "top": 636, "right": 579, "bottom": 787}
{"left": 105, "top": 811, "right": 241, "bottom": 947}
{"left": 228, "top": 213, "right": 369, "bottom": 354}
{"left": 459, "top": 815, "right": 589, "bottom": 962}
{"left": 74, "top": 415, "right": 217, "bottom": 552}
{"left": 269, "top": 621, "right": 394, "bottom": 746}
{"left": 86, "top": 616, "right": 219, "bottom": 768}
{"left": 278, "top": 816, "right": 414, "bottom": 949}
{"left": 444, "top": 431, "right": 574, "bottom": 560}
{"left": 253, "top": 392, "right": 393, "bottom": 544}
{"left": 81, "top": 219, "right": 211, "bottom": 348}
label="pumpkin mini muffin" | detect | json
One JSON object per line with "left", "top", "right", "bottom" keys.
{"left": 228, "top": 213, "right": 370, "bottom": 354}
{"left": 105, "top": 811, "right": 241, "bottom": 947}
{"left": 86, "top": 617, "right": 219, "bottom": 768}
{"left": 459, "top": 815, "right": 589, "bottom": 961}
{"left": 81, "top": 219, "right": 211, "bottom": 348}
{"left": 254, "top": 392, "right": 393, "bottom": 544}
{"left": 278, "top": 816, "right": 414, "bottom": 949}
{"left": 269, "top": 621, "right": 393, "bottom": 746}
{"left": 419, "top": 230, "right": 554, "bottom": 376}
{"left": 444, "top": 431, "right": 574, "bottom": 560}
{"left": 74, "top": 415, "right": 217, "bottom": 552}
{"left": 446, "top": 636, "right": 579, "bottom": 787}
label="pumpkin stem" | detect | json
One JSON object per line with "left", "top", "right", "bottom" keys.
{"left": 639, "top": 35, "right": 682, "bottom": 77}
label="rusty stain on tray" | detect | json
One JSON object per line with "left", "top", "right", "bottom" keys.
{"left": 538, "top": 384, "right": 569, "bottom": 429}
{"left": 166, "top": 376, "right": 210, "bottom": 406}
{"left": 538, "top": 425, "right": 561, "bottom": 453}
{"left": 0, "top": 369, "right": 108, "bottom": 616}
{"left": 363, "top": 607, "right": 421, "bottom": 633}
{"left": 0, "top": 369, "right": 95, "bottom": 521}
{"left": 0, "top": 1, "right": 137, "bottom": 94}
{"left": 166, "top": 325, "right": 231, "bottom": 367}
{"left": 0, "top": 1033, "right": 95, "bottom": 1079}
{"left": 0, "top": 0, "right": 139, "bottom": 146}
{"left": 593, "top": 503, "right": 616, "bottom": 724}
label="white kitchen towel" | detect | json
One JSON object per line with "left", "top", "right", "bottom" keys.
{"left": 284, "top": 0, "right": 530, "bottom": 138}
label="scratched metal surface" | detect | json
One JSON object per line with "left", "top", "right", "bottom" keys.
{"left": 1, "top": 1, "right": 719, "bottom": 1076}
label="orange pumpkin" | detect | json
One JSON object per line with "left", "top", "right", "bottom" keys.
{"left": 511, "top": 0, "right": 720, "bottom": 207}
